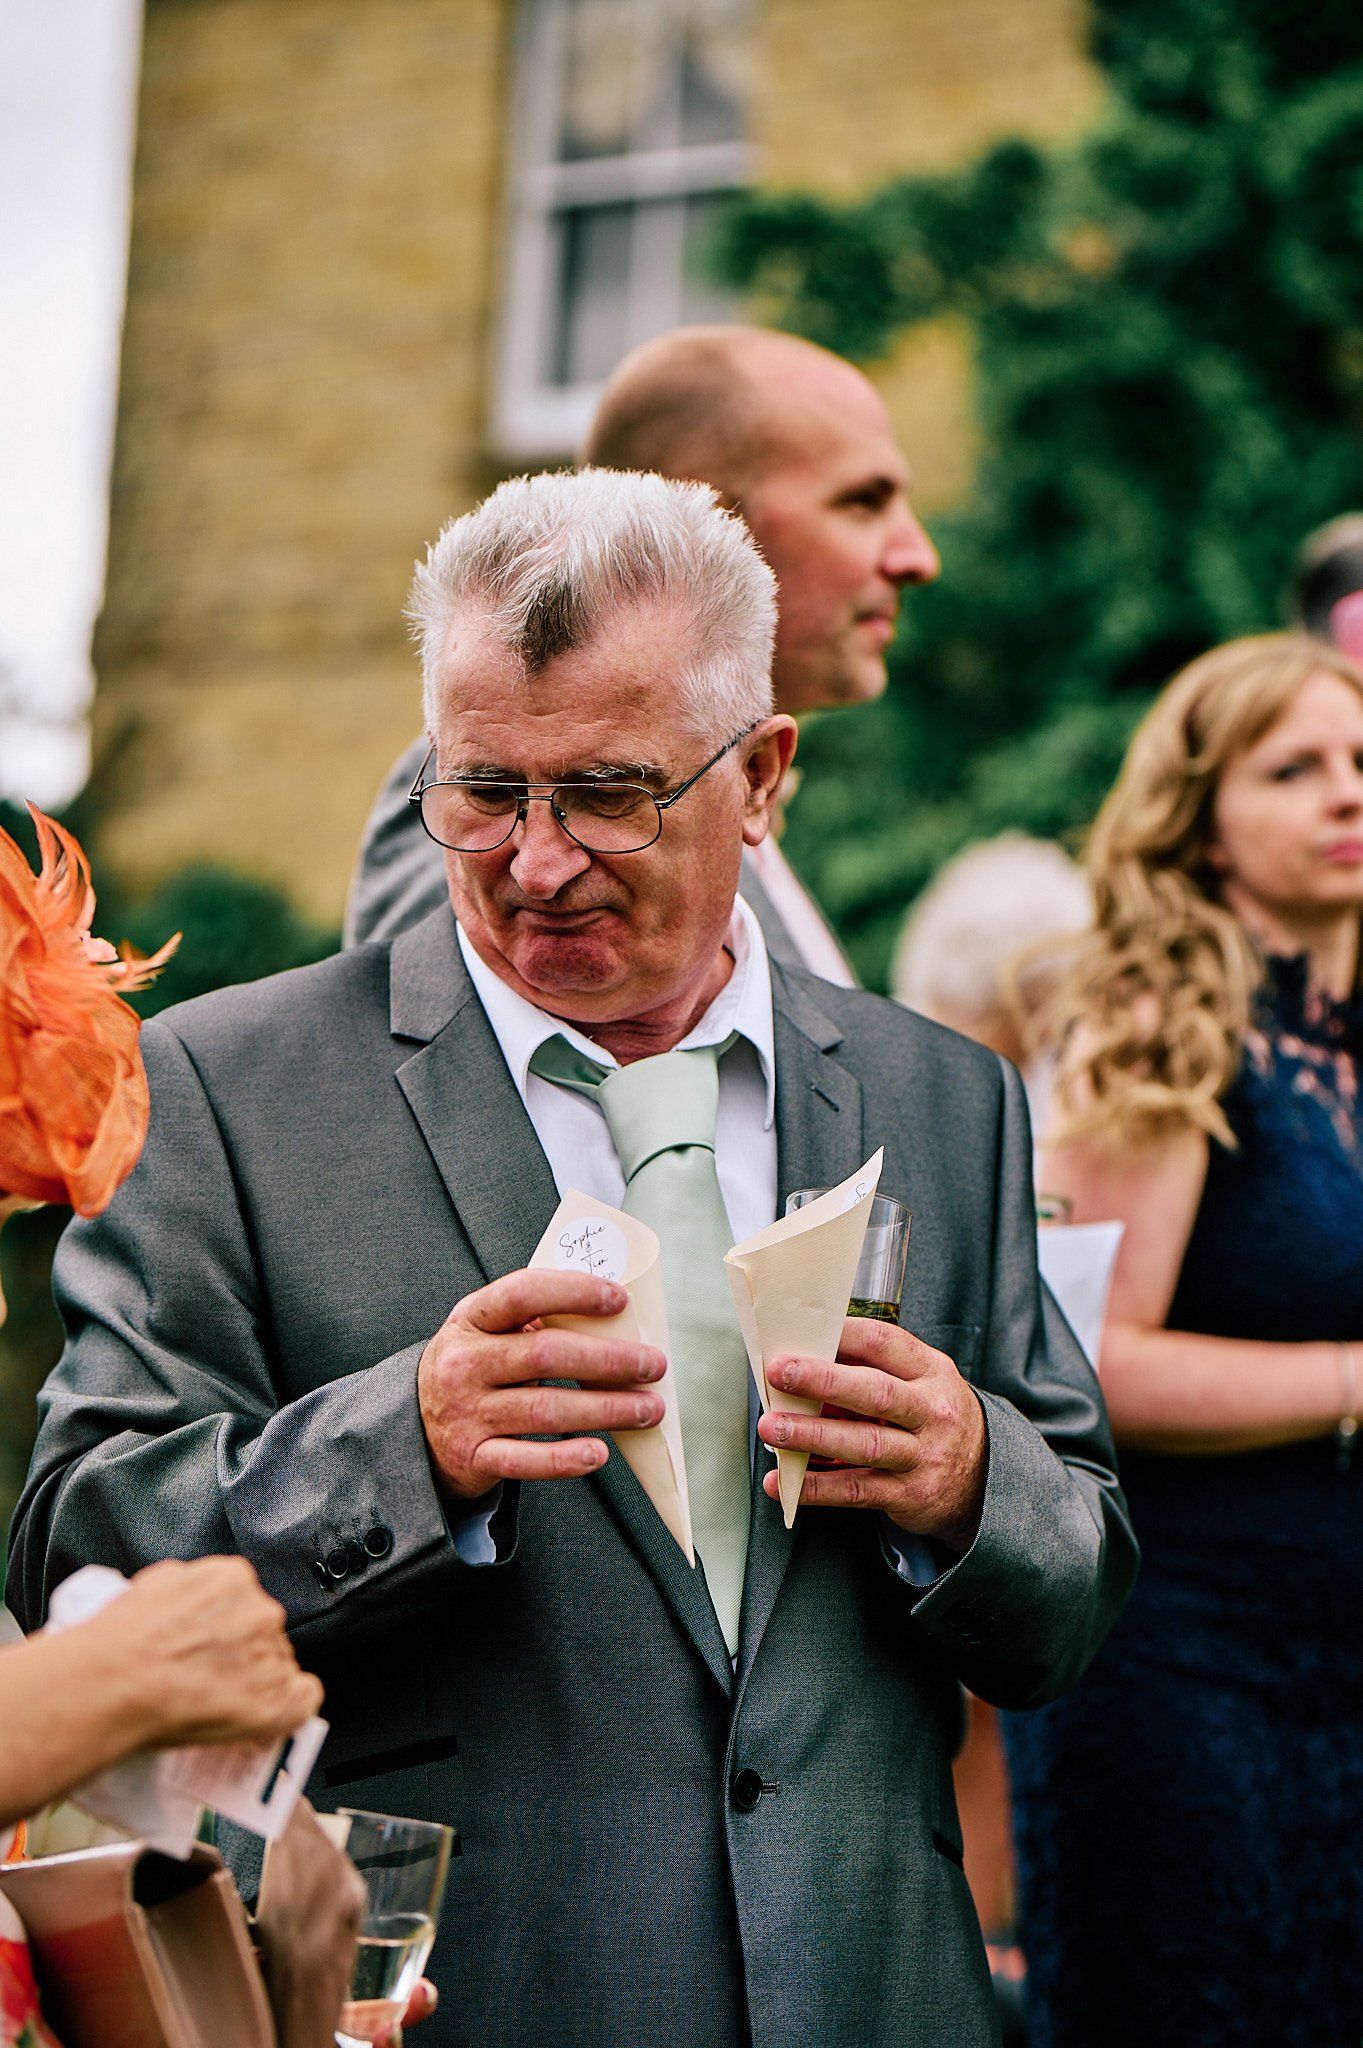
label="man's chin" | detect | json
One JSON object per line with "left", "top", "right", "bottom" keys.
{"left": 507, "top": 931, "right": 626, "bottom": 1006}
{"left": 808, "top": 639, "right": 890, "bottom": 709}
{"left": 843, "top": 650, "right": 890, "bottom": 703}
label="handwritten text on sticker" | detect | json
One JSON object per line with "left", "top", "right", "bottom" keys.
{"left": 554, "top": 1215, "right": 630, "bottom": 1282}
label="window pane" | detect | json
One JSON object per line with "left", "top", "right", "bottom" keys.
{"left": 558, "top": 0, "right": 637, "bottom": 160}
{"left": 551, "top": 203, "right": 634, "bottom": 385}
{"left": 679, "top": 0, "right": 748, "bottom": 147}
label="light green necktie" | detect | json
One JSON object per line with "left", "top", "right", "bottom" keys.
{"left": 530, "top": 1035, "right": 751, "bottom": 1652}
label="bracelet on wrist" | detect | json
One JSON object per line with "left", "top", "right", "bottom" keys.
{"left": 1335, "top": 1341, "right": 1358, "bottom": 1474}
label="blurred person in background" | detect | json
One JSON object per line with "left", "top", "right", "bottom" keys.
{"left": 1290, "top": 511, "right": 1363, "bottom": 663}
{"left": 1004, "top": 634, "right": 1363, "bottom": 2047}
{"left": 345, "top": 323, "right": 940, "bottom": 977}
{"left": 892, "top": 832, "right": 1092, "bottom": 1137}
{"left": 891, "top": 831, "right": 1093, "bottom": 2045}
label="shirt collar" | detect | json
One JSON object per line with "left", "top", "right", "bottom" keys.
{"left": 456, "top": 894, "right": 776, "bottom": 1129}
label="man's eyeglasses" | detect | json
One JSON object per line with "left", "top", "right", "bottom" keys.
{"left": 408, "top": 725, "right": 759, "bottom": 855}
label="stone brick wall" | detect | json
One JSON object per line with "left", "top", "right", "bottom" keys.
{"left": 94, "top": 0, "right": 511, "bottom": 918}
{"left": 92, "top": 0, "right": 1100, "bottom": 921}
{"left": 756, "top": 0, "right": 1098, "bottom": 191}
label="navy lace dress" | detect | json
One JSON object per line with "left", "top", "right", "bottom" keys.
{"left": 1005, "top": 957, "right": 1363, "bottom": 2048}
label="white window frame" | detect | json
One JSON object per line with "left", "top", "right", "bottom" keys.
{"left": 490, "top": 0, "right": 755, "bottom": 461}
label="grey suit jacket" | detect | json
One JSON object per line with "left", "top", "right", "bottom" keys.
{"left": 346, "top": 733, "right": 829, "bottom": 976}
{"left": 9, "top": 911, "right": 1135, "bottom": 2048}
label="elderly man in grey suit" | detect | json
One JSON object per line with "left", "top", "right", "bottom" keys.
{"left": 347, "top": 323, "right": 940, "bottom": 979}
{"left": 11, "top": 469, "right": 1134, "bottom": 2048}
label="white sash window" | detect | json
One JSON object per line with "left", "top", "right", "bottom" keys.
{"left": 492, "top": 0, "right": 753, "bottom": 459}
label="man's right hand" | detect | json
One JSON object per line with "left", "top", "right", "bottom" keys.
{"left": 417, "top": 1270, "right": 666, "bottom": 1500}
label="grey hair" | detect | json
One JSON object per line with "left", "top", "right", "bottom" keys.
{"left": 892, "top": 834, "right": 1093, "bottom": 1026}
{"left": 407, "top": 467, "right": 777, "bottom": 736}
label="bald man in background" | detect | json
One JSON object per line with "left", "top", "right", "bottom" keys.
{"left": 345, "top": 325, "right": 939, "bottom": 971}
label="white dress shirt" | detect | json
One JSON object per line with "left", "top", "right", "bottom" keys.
{"left": 744, "top": 836, "right": 856, "bottom": 987}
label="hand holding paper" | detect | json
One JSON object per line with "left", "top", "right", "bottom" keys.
{"left": 730, "top": 1152, "right": 988, "bottom": 1548}
{"left": 725, "top": 1152, "right": 886, "bottom": 1526}
{"left": 416, "top": 1262, "right": 667, "bottom": 1499}
{"left": 44, "top": 1562, "right": 328, "bottom": 1859}
{"left": 532, "top": 1190, "right": 693, "bottom": 1561}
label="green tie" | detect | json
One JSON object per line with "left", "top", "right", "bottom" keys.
{"left": 530, "top": 1035, "right": 751, "bottom": 1651}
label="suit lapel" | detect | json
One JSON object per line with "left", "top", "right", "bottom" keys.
{"left": 736, "top": 965, "right": 866, "bottom": 1672}
{"left": 389, "top": 911, "right": 734, "bottom": 1695}
{"left": 592, "top": 1455, "right": 735, "bottom": 1694}
{"left": 392, "top": 924, "right": 561, "bottom": 1282}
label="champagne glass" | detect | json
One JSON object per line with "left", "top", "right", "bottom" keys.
{"left": 334, "top": 1808, "right": 454, "bottom": 2047}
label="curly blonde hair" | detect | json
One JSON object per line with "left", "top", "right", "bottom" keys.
{"left": 1051, "top": 633, "right": 1363, "bottom": 1148}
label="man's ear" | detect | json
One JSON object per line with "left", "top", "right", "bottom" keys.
{"left": 740, "top": 717, "right": 798, "bottom": 846}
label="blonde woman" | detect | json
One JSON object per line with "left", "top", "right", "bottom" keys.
{"left": 1003, "top": 633, "right": 1363, "bottom": 2047}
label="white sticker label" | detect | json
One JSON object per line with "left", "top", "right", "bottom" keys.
{"left": 553, "top": 1214, "right": 630, "bottom": 1281}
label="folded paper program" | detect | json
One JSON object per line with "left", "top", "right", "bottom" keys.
{"left": 45, "top": 1567, "right": 328, "bottom": 1859}
{"left": 531, "top": 1191, "right": 695, "bottom": 1562}
{"left": 725, "top": 1150, "right": 886, "bottom": 1526}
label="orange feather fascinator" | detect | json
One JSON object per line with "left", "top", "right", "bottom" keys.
{"left": 0, "top": 805, "right": 178, "bottom": 1218}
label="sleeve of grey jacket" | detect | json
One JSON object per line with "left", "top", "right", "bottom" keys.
{"left": 4, "top": 1021, "right": 510, "bottom": 1650}
{"left": 343, "top": 736, "right": 452, "bottom": 950}
{"left": 904, "top": 1054, "right": 1139, "bottom": 1708}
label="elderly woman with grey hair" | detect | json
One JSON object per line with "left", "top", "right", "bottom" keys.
{"left": 892, "top": 832, "right": 1092, "bottom": 1137}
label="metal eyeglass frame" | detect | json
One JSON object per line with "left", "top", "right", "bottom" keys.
{"left": 407, "top": 722, "right": 760, "bottom": 854}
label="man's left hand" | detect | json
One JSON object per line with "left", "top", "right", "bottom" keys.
{"left": 757, "top": 1318, "right": 987, "bottom": 1553}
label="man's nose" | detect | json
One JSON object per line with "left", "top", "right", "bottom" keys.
{"left": 882, "top": 503, "right": 940, "bottom": 587}
{"left": 507, "top": 798, "right": 594, "bottom": 896}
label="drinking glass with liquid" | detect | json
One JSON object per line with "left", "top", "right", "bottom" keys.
{"left": 782, "top": 1188, "right": 911, "bottom": 1466}
{"left": 334, "top": 1808, "right": 454, "bottom": 2047}
{"left": 783, "top": 1189, "right": 911, "bottom": 1323}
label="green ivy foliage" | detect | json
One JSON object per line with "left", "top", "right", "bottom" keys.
{"left": 710, "top": 2, "right": 1363, "bottom": 988}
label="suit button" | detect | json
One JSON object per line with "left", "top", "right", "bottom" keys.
{"left": 363, "top": 1524, "right": 395, "bottom": 1560}
{"left": 325, "top": 1547, "right": 351, "bottom": 1581}
{"left": 730, "top": 1768, "right": 764, "bottom": 1812}
{"left": 313, "top": 1560, "right": 331, "bottom": 1591}
{"left": 952, "top": 1602, "right": 985, "bottom": 1646}
{"left": 345, "top": 1539, "right": 368, "bottom": 1574}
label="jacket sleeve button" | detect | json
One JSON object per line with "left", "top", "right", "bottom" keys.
{"left": 730, "top": 1767, "right": 764, "bottom": 1812}
{"left": 325, "top": 1547, "right": 351, "bottom": 1581}
{"left": 313, "top": 1560, "right": 332, "bottom": 1591}
{"left": 363, "top": 1524, "right": 395, "bottom": 1560}
{"left": 345, "top": 1538, "right": 368, "bottom": 1574}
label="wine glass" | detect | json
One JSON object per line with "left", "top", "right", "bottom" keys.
{"left": 334, "top": 1808, "right": 454, "bottom": 2048}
